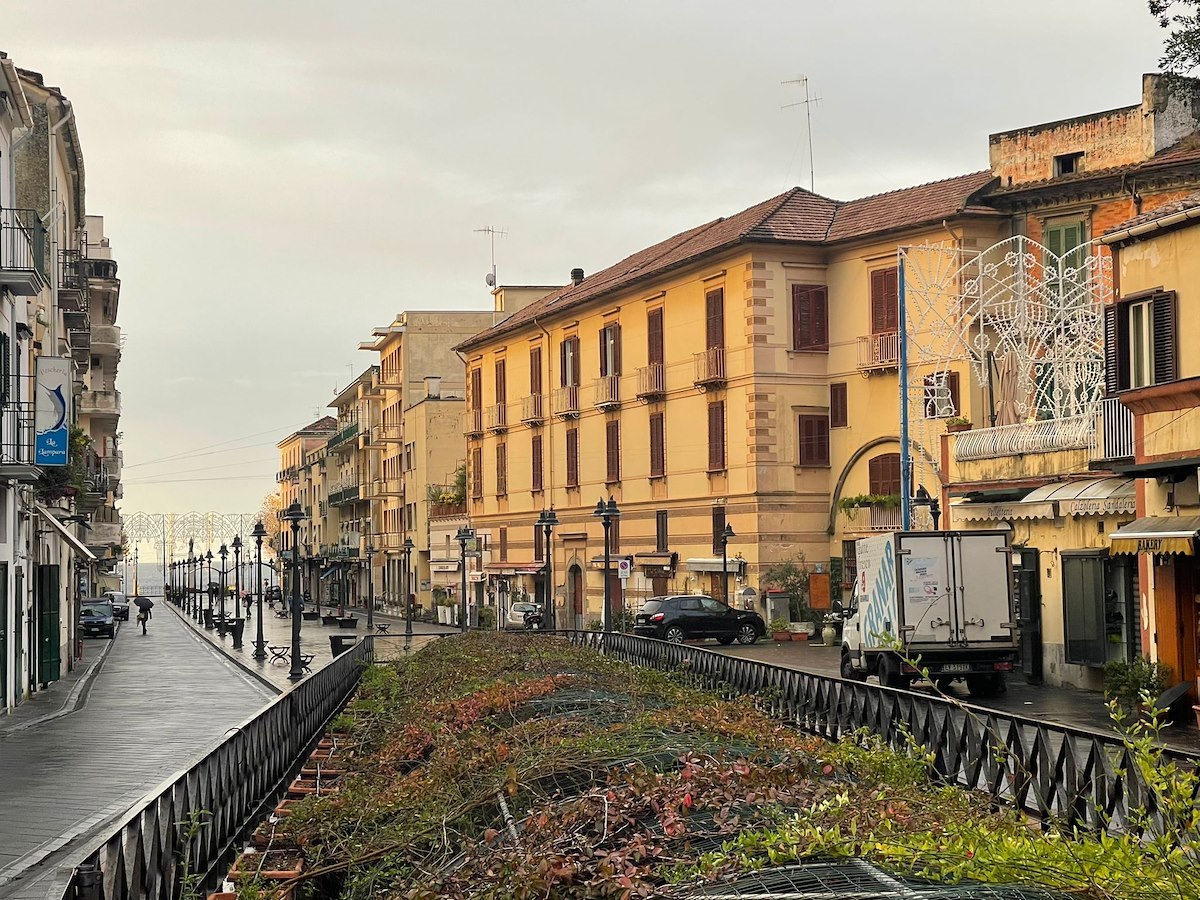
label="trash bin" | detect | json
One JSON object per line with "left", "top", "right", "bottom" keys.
{"left": 230, "top": 618, "right": 246, "bottom": 649}
{"left": 337, "top": 616, "right": 359, "bottom": 630}
{"left": 330, "top": 634, "right": 356, "bottom": 658}
{"left": 202, "top": 609, "right": 214, "bottom": 630}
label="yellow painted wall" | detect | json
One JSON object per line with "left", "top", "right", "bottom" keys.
{"left": 1115, "top": 227, "right": 1200, "bottom": 380}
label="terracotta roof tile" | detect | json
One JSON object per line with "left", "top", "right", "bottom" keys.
{"left": 1104, "top": 189, "right": 1200, "bottom": 235}
{"left": 301, "top": 415, "right": 337, "bottom": 433}
{"left": 456, "top": 174, "right": 994, "bottom": 352}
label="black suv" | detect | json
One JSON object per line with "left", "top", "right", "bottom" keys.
{"left": 633, "top": 595, "right": 764, "bottom": 645}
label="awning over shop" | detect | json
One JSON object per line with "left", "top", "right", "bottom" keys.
{"left": 950, "top": 499, "right": 1055, "bottom": 522}
{"left": 36, "top": 504, "right": 97, "bottom": 561}
{"left": 484, "top": 562, "right": 544, "bottom": 575}
{"left": 429, "top": 561, "right": 460, "bottom": 573}
{"left": 320, "top": 568, "right": 339, "bottom": 580}
{"left": 1022, "top": 477, "right": 1135, "bottom": 517}
{"left": 1110, "top": 516, "right": 1200, "bottom": 555}
{"left": 685, "top": 557, "right": 744, "bottom": 573}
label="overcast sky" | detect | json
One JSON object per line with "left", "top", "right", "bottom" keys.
{"left": 4, "top": 0, "right": 1167, "bottom": 517}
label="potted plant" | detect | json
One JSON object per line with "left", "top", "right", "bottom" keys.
{"left": 945, "top": 415, "right": 972, "bottom": 433}
{"left": 769, "top": 618, "right": 792, "bottom": 642}
{"left": 1104, "top": 655, "right": 1172, "bottom": 721}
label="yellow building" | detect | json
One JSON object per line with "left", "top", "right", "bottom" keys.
{"left": 1101, "top": 193, "right": 1200, "bottom": 701}
{"left": 455, "top": 176, "right": 1009, "bottom": 629}
{"left": 275, "top": 416, "right": 336, "bottom": 557}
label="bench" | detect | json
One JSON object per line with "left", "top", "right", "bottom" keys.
{"left": 266, "top": 646, "right": 315, "bottom": 673}
{"left": 374, "top": 622, "right": 391, "bottom": 635}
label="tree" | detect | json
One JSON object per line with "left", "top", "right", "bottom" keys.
{"left": 760, "top": 554, "right": 816, "bottom": 624}
{"left": 1150, "top": 1, "right": 1200, "bottom": 76}
{"left": 257, "top": 490, "right": 282, "bottom": 556}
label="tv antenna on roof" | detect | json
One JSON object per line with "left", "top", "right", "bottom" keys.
{"left": 782, "top": 75, "right": 821, "bottom": 192}
{"left": 474, "top": 226, "right": 507, "bottom": 288}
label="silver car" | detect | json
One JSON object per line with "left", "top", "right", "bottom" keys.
{"left": 505, "top": 601, "right": 542, "bottom": 629}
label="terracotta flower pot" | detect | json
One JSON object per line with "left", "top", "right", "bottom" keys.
{"left": 791, "top": 632, "right": 809, "bottom": 641}
{"left": 230, "top": 850, "right": 304, "bottom": 900}
{"left": 771, "top": 631, "right": 791, "bottom": 642}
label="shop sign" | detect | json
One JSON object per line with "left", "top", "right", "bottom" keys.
{"left": 1064, "top": 498, "right": 1136, "bottom": 516}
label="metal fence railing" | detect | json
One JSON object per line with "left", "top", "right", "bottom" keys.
{"left": 61, "top": 636, "right": 373, "bottom": 900}
{"left": 557, "top": 630, "right": 1200, "bottom": 836}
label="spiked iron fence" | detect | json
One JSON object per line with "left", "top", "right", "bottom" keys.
{"left": 561, "top": 630, "right": 1200, "bottom": 835}
{"left": 62, "top": 639, "right": 372, "bottom": 900}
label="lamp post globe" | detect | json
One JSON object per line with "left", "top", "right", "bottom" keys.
{"left": 281, "top": 500, "right": 306, "bottom": 681}
{"left": 204, "top": 550, "right": 214, "bottom": 629}
{"left": 455, "top": 527, "right": 475, "bottom": 632}
{"left": 250, "top": 521, "right": 267, "bottom": 659}
{"left": 720, "top": 523, "right": 735, "bottom": 607}
{"left": 593, "top": 497, "right": 621, "bottom": 632}
{"left": 232, "top": 535, "right": 244, "bottom": 618}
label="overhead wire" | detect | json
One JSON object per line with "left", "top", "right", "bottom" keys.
{"left": 123, "top": 420, "right": 311, "bottom": 469}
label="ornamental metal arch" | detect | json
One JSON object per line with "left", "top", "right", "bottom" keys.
{"left": 121, "top": 512, "right": 262, "bottom": 561}
{"left": 897, "top": 236, "right": 1112, "bottom": 521}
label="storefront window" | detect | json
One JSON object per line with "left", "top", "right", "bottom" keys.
{"left": 1062, "top": 553, "right": 1136, "bottom": 667}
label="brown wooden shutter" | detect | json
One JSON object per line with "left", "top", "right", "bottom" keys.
{"left": 1152, "top": 291, "right": 1178, "bottom": 385}
{"left": 534, "top": 525, "right": 544, "bottom": 561}
{"left": 566, "top": 427, "right": 579, "bottom": 488}
{"left": 947, "top": 371, "right": 960, "bottom": 416}
{"left": 656, "top": 510, "right": 669, "bottom": 552}
{"left": 792, "top": 285, "right": 829, "bottom": 350}
{"left": 711, "top": 506, "right": 726, "bottom": 554}
{"left": 605, "top": 420, "right": 620, "bottom": 482}
{"left": 470, "top": 368, "right": 482, "bottom": 410}
{"left": 830, "top": 383, "right": 848, "bottom": 428}
{"left": 599, "top": 327, "right": 608, "bottom": 377}
{"left": 499, "top": 527, "right": 508, "bottom": 561}
{"left": 571, "top": 336, "right": 581, "bottom": 385}
{"left": 529, "top": 346, "right": 542, "bottom": 395}
{"left": 471, "top": 446, "right": 483, "bottom": 498}
{"left": 612, "top": 322, "right": 621, "bottom": 375}
{"left": 705, "top": 288, "right": 724, "bottom": 350}
{"left": 647, "top": 308, "right": 664, "bottom": 365}
{"left": 495, "top": 443, "right": 507, "bottom": 495}
{"left": 871, "top": 268, "right": 898, "bottom": 334}
{"left": 560, "top": 340, "right": 569, "bottom": 387}
{"left": 531, "top": 433, "right": 543, "bottom": 492}
{"left": 495, "top": 359, "right": 506, "bottom": 404}
{"left": 798, "top": 415, "right": 830, "bottom": 466}
{"left": 868, "top": 453, "right": 901, "bottom": 496}
{"left": 649, "top": 411, "right": 665, "bottom": 477}
{"left": 707, "top": 401, "right": 726, "bottom": 471}
{"left": 1103, "top": 304, "right": 1120, "bottom": 396}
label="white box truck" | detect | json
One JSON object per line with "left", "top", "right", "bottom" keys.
{"left": 837, "top": 530, "right": 1018, "bottom": 697}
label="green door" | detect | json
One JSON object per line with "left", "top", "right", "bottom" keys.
{"left": 0, "top": 564, "right": 7, "bottom": 703}
{"left": 37, "top": 564, "right": 61, "bottom": 685}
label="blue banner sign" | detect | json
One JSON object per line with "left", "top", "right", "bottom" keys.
{"left": 35, "top": 356, "right": 71, "bottom": 467}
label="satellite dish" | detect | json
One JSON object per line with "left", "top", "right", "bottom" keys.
{"left": 485, "top": 273, "right": 496, "bottom": 287}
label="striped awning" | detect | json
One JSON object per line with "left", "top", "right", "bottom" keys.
{"left": 1110, "top": 516, "right": 1200, "bottom": 556}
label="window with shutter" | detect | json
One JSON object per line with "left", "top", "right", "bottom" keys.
{"left": 1150, "top": 291, "right": 1177, "bottom": 385}
{"left": 705, "top": 288, "right": 725, "bottom": 350}
{"left": 560, "top": 337, "right": 580, "bottom": 387}
{"left": 647, "top": 308, "right": 664, "bottom": 366}
{"left": 529, "top": 346, "right": 542, "bottom": 395}
{"left": 707, "top": 401, "right": 725, "bottom": 471}
{"left": 609, "top": 515, "right": 620, "bottom": 552}
{"left": 495, "top": 443, "right": 507, "bottom": 495}
{"left": 566, "top": 427, "right": 579, "bottom": 488}
{"left": 649, "top": 411, "right": 666, "bottom": 477}
{"left": 830, "top": 383, "right": 848, "bottom": 428}
{"left": 469, "top": 368, "right": 482, "bottom": 410}
{"left": 792, "top": 284, "right": 829, "bottom": 350}
{"left": 499, "top": 527, "right": 508, "bottom": 561}
{"left": 711, "top": 506, "right": 726, "bottom": 555}
{"left": 605, "top": 419, "right": 621, "bottom": 483}
{"left": 797, "top": 415, "right": 830, "bottom": 467}
{"left": 598, "top": 322, "right": 621, "bottom": 376}
{"left": 841, "top": 540, "right": 858, "bottom": 589}
{"left": 495, "top": 359, "right": 506, "bottom": 404}
{"left": 922, "top": 371, "right": 960, "bottom": 418}
{"left": 534, "top": 525, "right": 544, "bottom": 561}
{"left": 1045, "top": 220, "right": 1088, "bottom": 299}
{"left": 656, "top": 510, "right": 669, "bottom": 552}
{"left": 869, "top": 268, "right": 899, "bottom": 335}
{"left": 868, "top": 453, "right": 902, "bottom": 496}
{"left": 531, "top": 433, "right": 543, "bottom": 492}
{"left": 1104, "top": 304, "right": 1123, "bottom": 394}
{"left": 471, "top": 447, "right": 483, "bottom": 499}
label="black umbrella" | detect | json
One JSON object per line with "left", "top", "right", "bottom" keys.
{"left": 133, "top": 596, "right": 155, "bottom": 611}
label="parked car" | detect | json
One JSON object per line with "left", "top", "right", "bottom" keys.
{"left": 506, "top": 601, "right": 542, "bottom": 629}
{"left": 633, "top": 595, "right": 764, "bottom": 645}
{"left": 80, "top": 598, "right": 116, "bottom": 639}
{"left": 265, "top": 585, "right": 283, "bottom": 604}
{"left": 104, "top": 591, "right": 129, "bottom": 621}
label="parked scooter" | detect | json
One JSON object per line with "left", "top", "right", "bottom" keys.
{"left": 523, "top": 608, "right": 544, "bottom": 630}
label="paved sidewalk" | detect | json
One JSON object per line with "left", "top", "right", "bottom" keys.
{"left": 713, "top": 639, "right": 1200, "bottom": 753}
{"left": 0, "top": 609, "right": 274, "bottom": 899}
{"left": 0, "top": 639, "right": 113, "bottom": 737}
{"left": 168, "top": 600, "right": 459, "bottom": 693}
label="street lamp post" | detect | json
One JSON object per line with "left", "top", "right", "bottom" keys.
{"left": 402, "top": 537, "right": 414, "bottom": 641}
{"left": 913, "top": 485, "right": 942, "bottom": 530}
{"left": 232, "top": 535, "right": 243, "bottom": 619}
{"left": 455, "top": 527, "right": 475, "bottom": 632}
{"left": 282, "top": 501, "right": 306, "bottom": 681}
{"left": 365, "top": 543, "right": 376, "bottom": 632}
{"left": 719, "top": 523, "right": 735, "bottom": 606}
{"left": 205, "top": 550, "right": 214, "bottom": 629}
{"left": 188, "top": 551, "right": 196, "bottom": 618}
{"left": 251, "top": 521, "right": 267, "bottom": 659}
{"left": 305, "top": 542, "right": 318, "bottom": 615}
{"left": 536, "top": 508, "right": 559, "bottom": 631}
{"left": 593, "top": 498, "right": 620, "bottom": 632}
{"left": 218, "top": 544, "right": 229, "bottom": 636}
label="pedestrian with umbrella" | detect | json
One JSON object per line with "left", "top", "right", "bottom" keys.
{"left": 133, "top": 596, "right": 155, "bottom": 635}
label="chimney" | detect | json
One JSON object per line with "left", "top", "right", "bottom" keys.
{"left": 424, "top": 375, "right": 441, "bottom": 399}
{"left": 570, "top": 267, "right": 585, "bottom": 286}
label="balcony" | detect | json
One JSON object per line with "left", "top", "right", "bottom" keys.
{"left": 379, "top": 368, "right": 403, "bottom": 389}
{"left": 636, "top": 364, "right": 665, "bottom": 401}
{"left": 693, "top": 348, "right": 726, "bottom": 390}
{"left": 91, "top": 324, "right": 121, "bottom": 357}
{"left": 329, "top": 484, "right": 362, "bottom": 506}
{"left": 57, "top": 247, "right": 86, "bottom": 311}
{"left": 0, "top": 208, "right": 48, "bottom": 297}
{"left": 363, "top": 425, "right": 386, "bottom": 449}
{"left": 101, "top": 452, "right": 122, "bottom": 483}
{"left": 371, "top": 478, "right": 404, "bottom": 497}
{"left": 80, "top": 388, "right": 121, "bottom": 419}
{"left": 954, "top": 414, "right": 1094, "bottom": 462}
{"left": 429, "top": 500, "right": 467, "bottom": 519}
{"left": 1093, "top": 397, "right": 1134, "bottom": 464}
{"left": 594, "top": 375, "right": 620, "bottom": 410}
{"left": 486, "top": 403, "right": 508, "bottom": 433}
{"left": 378, "top": 424, "right": 403, "bottom": 443}
{"left": 327, "top": 421, "right": 360, "bottom": 453}
{"left": 552, "top": 385, "right": 580, "bottom": 419}
{"left": 88, "top": 521, "right": 124, "bottom": 549}
{"left": 521, "top": 394, "right": 544, "bottom": 425}
{"left": 276, "top": 466, "right": 298, "bottom": 484}
{"left": 464, "top": 408, "right": 484, "bottom": 437}
{"left": 869, "top": 504, "right": 903, "bottom": 531}
{"left": 857, "top": 332, "right": 899, "bottom": 373}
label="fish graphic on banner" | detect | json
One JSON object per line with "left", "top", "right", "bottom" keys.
{"left": 35, "top": 357, "right": 71, "bottom": 467}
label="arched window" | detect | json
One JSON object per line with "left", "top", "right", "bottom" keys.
{"left": 868, "top": 453, "right": 901, "bottom": 497}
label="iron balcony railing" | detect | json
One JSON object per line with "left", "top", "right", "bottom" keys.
{"left": 636, "top": 363, "right": 665, "bottom": 399}
{"left": 954, "top": 414, "right": 1095, "bottom": 462}
{"left": 328, "top": 484, "right": 362, "bottom": 506}
{"left": 327, "top": 420, "right": 359, "bottom": 451}
{"left": 693, "top": 347, "right": 726, "bottom": 387}
{"left": 594, "top": 374, "right": 620, "bottom": 409}
{"left": 0, "top": 207, "right": 48, "bottom": 296}
{"left": 521, "top": 394, "right": 544, "bottom": 425}
{"left": 60, "top": 639, "right": 373, "bottom": 900}
{"left": 551, "top": 385, "right": 579, "bottom": 418}
{"left": 856, "top": 331, "right": 899, "bottom": 372}
{"left": 464, "top": 408, "right": 484, "bottom": 437}
{"left": 486, "top": 402, "right": 508, "bottom": 432}
{"left": 560, "top": 631, "right": 1200, "bottom": 836}
{"left": 868, "top": 503, "right": 902, "bottom": 531}
{"left": 1094, "top": 397, "right": 1135, "bottom": 462}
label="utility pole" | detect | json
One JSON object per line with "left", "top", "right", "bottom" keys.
{"left": 782, "top": 75, "right": 821, "bottom": 192}
{"left": 133, "top": 545, "right": 139, "bottom": 595}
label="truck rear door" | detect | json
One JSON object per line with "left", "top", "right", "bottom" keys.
{"left": 896, "top": 533, "right": 954, "bottom": 644}
{"left": 951, "top": 531, "right": 1013, "bottom": 646}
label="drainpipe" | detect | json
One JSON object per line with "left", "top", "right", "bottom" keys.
{"left": 45, "top": 99, "right": 74, "bottom": 357}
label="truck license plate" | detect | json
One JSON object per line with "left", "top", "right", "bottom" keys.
{"left": 941, "top": 663, "right": 970, "bottom": 673}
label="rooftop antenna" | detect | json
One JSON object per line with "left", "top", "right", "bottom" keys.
{"left": 474, "top": 225, "right": 506, "bottom": 289}
{"left": 782, "top": 75, "right": 821, "bottom": 192}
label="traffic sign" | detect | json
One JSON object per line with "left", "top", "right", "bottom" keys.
{"left": 617, "top": 556, "right": 633, "bottom": 581}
